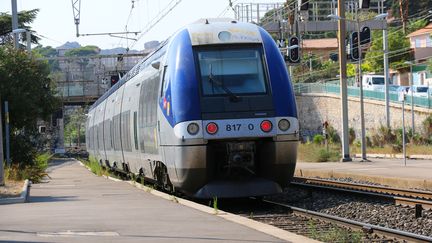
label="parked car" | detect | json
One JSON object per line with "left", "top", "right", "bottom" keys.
{"left": 362, "top": 74, "right": 385, "bottom": 91}
{"left": 406, "top": 85, "right": 429, "bottom": 97}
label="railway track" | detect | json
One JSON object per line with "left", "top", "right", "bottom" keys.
{"left": 293, "top": 177, "right": 432, "bottom": 210}
{"left": 256, "top": 199, "right": 432, "bottom": 243}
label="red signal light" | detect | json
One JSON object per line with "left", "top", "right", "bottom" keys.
{"left": 206, "top": 122, "right": 218, "bottom": 135}
{"left": 260, "top": 120, "right": 272, "bottom": 133}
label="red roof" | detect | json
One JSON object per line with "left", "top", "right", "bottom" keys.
{"left": 407, "top": 23, "right": 432, "bottom": 38}
{"left": 302, "top": 38, "right": 338, "bottom": 49}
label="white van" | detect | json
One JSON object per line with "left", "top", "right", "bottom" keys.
{"left": 362, "top": 74, "right": 385, "bottom": 91}
{"left": 407, "top": 85, "right": 429, "bottom": 97}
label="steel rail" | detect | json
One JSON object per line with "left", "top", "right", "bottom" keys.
{"left": 292, "top": 181, "right": 432, "bottom": 210}
{"left": 263, "top": 199, "right": 432, "bottom": 243}
{"left": 294, "top": 176, "right": 432, "bottom": 200}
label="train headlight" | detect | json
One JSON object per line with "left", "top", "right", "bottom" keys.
{"left": 260, "top": 120, "right": 272, "bottom": 133}
{"left": 278, "top": 119, "right": 290, "bottom": 131}
{"left": 206, "top": 122, "right": 218, "bottom": 135}
{"left": 187, "top": 122, "right": 200, "bottom": 135}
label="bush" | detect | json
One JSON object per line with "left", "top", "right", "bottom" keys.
{"left": 370, "top": 125, "right": 397, "bottom": 147}
{"left": 353, "top": 140, "right": 361, "bottom": 148}
{"left": 85, "top": 156, "right": 107, "bottom": 176}
{"left": 423, "top": 114, "right": 432, "bottom": 140}
{"left": 6, "top": 152, "right": 51, "bottom": 183}
{"left": 313, "top": 134, "right": 325, "bottom": 144}
{"left": 10, "top": 133, "right": 37, "bottom": 166}
{"left": 327, "top": 125, "right": 340, "bottom": 144}
{"left": 366, "top": 136, "right": 372, "bottom": 147}
{"left": 349, "top": 127, "right": 356, "bottom": 145}
{"left": 317, "top": 149, "right": 330, "bottom": 162}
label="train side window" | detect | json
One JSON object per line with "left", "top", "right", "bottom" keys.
{"left": 133, "top": 111, "right": 138, "bottom": 150}
{"left": 160, "top": 65, "right": 168, "bottom": 97}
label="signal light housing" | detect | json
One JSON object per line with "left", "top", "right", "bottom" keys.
{"left": 288, "top": 36, "right": 300, "bottom": 63}
{"left": 206, "top": 122, "right": 218, "bottom": 135}
{"left": 350, "top": 31, "right": 360, "bottom": 61}
{"left": 187, "top": 123, "right": 199, "bottom": 135}
{"left": 278, "top": 119, "right": 290, "bottom": 131}
{"left": 260, "top": 120, "right": 273, "bottom": 133}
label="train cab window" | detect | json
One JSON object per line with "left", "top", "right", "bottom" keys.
{"left": 197, "top": 47, "right": 267, "bottom": 96}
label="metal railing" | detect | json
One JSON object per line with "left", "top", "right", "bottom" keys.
{"left": 294, "top": 83, "right": 432, "bottom": 109}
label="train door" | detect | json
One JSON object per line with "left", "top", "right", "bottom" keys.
{"left": 94, "top": 103, "right": 105, "bottom": 163}
{"left": 120, "top": 75, "right": 142, "bottom": 174}
{"left": 103, "top": 92, "right": 116, "bottom": 167}
{"left": 100, "top": 99, "right": 108, "bottom": 163}
{"left": 111, "top": 85, "right": 126, "bottom": 169}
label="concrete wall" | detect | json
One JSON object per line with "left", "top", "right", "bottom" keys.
{"left": 296, "top": 94, "right": 432, "bottom": 140}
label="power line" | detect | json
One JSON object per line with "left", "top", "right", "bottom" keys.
{"left": 129, "top": 0, "right": 183, "bottom": 49}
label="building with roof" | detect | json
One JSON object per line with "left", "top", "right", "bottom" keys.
{"left": 301, "top": 38, "right": 338, "bottom": 60}
{"left": 407, "top": 23, "right": 432, "bottom": 62}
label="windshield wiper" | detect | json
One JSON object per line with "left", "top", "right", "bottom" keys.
{"left": 208, "top": 64, "right": 240, "bottom": 102}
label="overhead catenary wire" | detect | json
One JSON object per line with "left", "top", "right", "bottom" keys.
{"left": 128, "top": 0, "right": 183, "bottom": 50}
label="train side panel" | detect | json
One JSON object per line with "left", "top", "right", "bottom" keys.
{"left": 121, "top": 69, "right": 152, "bottom": 174}
{"left": 108, "top": 85, "right": 126, "bottom": 169}
{"left": 102, "top": 91, "right": 116, "bottom": 168}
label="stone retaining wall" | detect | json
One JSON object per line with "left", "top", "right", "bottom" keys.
{"left": 296, "top": 93, "right": 431, "bottom": 140}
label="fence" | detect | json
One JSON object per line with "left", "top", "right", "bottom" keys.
{"left": 293, "top": 83, "right": 432, "bottom": 109}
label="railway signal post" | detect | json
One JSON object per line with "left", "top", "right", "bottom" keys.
{"left": 337, "top": 0, "right": 352, "bottom": 162}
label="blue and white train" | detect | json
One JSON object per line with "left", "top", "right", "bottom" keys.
{"left": 85, "top": 18, "right": 299, "bottom": 198}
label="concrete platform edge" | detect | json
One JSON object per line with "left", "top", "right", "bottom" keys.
{"left": 0, "top": 179, "right": 31, "bottom": 205}
{"left": 353, "top": 154, "right": 432, "bottom": 160}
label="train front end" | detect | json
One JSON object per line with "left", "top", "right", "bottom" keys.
{"left": 160, "top": 19, "right": 299, "bottom": 198}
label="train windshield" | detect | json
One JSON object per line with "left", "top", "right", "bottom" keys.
{"left": 197, "top": 47, "right": 267, "bottom": 96}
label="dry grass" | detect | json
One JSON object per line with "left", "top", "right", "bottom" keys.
{"left": 298, "top": 143, "right": 341, "bottom": 162}
{"left": 0, "top": 180, "right": 24, "bottom": 198}
{"left": 351, "top": 144, "right": 432, "bottom": 155}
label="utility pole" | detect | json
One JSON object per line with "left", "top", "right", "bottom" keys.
{"left": 4, "top": 102, "right": 10, "bottom": 166}
{"left": 11, "top": 0, "right": 19, "bottom": 48}
{"left": 383, "top": 27, "right": 390, "bottom": 128}
{"left": 399, "top": 0, "right": 408, "bottom": 34}
{"left": 0, "top": 96, "right": 4, "bottom": 186}
{"left": 355, "top": 8, "right": 367, "bottom": 162}
{"left": 338, "top": 0, "right": 351, "bottom": 162}
{"left": 1, "top": 0, "right": 18, "bottom": 185}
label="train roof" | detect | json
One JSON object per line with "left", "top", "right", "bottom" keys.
{"left": 186, "top": 18, "right": 262, "bottom": 46}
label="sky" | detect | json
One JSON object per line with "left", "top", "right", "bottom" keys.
{"left": 0, "top": 0, "right": 281, "bottom": 50}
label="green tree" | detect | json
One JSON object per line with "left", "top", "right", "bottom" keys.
{"left": 363, "top": 28, "right": 411, "bottom": 73}
{"left": 364, "top": 19, "right": 427, "bottom": 73}
{"left": 386, "top": 0, "right": 432, "bottom": 25}
{"left": 0, "top": 46, "right": 61, "bottom": 165}
{"left": 33, "top": 45, "right": 60, "bottom": 71}
{"left": 64, "top": 45, "right": 100, "bottom": 57}
{"left": 64, "top": 107, "right": 87, "bottom": 147}
{"left": 0, "top": 9, "right": 40, "bottom": 45}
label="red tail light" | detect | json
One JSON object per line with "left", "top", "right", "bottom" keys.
{"left": 206, "top": 122, "right": 218, "bottom": 135}
{"left": 260, "top": 120, "right": 272, "bottom": 133}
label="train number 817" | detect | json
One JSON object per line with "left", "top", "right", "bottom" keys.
{"left": 225, "top": 124, "right": 255, "bottom": 131}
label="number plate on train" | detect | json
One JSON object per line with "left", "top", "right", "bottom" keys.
{"left": 203, "top": 118, "right": 276, "bottom": 139}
